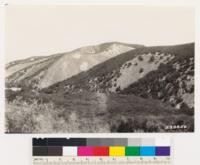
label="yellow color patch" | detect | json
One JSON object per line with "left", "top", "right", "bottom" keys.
{"left": 109, "top": 146, "right": 125, "bottom": 156}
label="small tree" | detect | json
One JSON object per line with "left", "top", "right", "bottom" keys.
{"left": 138, "top": 55, "right": 143, "bottom": 61}
{"left": 139, "top": 68, "right": 144, "bottom": 73}
{"left": 116, "top": 86, "right": 121, "bottom": 92}
{"left": 148, "top": 55, "right": 155, "bottom": 63}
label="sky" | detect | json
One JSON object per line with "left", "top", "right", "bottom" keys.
{"left": 5, "top": 5, "right": 195, "bottom": 63}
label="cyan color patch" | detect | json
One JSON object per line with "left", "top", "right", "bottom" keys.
{"left": 140, "top": 147, "right": 156, "bottom": 156}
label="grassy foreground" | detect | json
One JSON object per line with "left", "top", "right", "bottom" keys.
{"left": 5, "top": 92, "right": 194, "bottom": 133}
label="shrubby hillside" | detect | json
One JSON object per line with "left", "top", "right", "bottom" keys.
{"left": 45, "top": 43, "right": 194, "bottom": 111}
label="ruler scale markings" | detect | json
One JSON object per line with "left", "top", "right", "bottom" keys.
{"left": 32, "top": 138, "right": 171, "bottom": 165}
{"left": 33, "top": 156, "right": 170, "bottom": 164}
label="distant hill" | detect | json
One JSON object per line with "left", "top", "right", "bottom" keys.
{"left": 44, "top": 43, "right": 194, "bottom": 110}
{"left": 6, "top": 42, "right": 143, "bottom": 89}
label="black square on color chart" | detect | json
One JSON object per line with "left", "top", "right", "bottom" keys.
{"left": 33, "top": 147, "right": 48, "bottom": 156}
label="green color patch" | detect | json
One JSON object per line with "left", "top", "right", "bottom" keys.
{"left": 125, "top": 147, "right": 140, "bottom": 156}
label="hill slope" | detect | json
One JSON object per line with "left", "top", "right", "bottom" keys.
{"left": 5, "top": 91, "right": 194, "bottom": 133}
{"left": 44, "top": 43, "right": 194, "bottom": 110}
{"left": 6, "top": 42, "right": 143, "bottom": 89}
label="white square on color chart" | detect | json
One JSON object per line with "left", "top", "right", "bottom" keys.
{"left": 155, "top": 138, "right": 171, "bottom": 146}
{"left": 63, "top": 147, "right": 77, "bottom": 156}
{"left": 141, "top": 138, "right": 155, "bottom": 146}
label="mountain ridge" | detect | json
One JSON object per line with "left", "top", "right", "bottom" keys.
{"left": 6, "top": 42, "right": 144, "bottom": 89}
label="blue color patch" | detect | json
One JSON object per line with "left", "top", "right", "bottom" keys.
{"left": 140, "top": 147, "right": 156, "bottom": 156}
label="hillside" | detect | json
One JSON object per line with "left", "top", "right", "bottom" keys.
{"left": 5, "top": 42, "right": 194, "bottom": 133}
{"left": 44, "top": 43, "right": 194, "bottom": 111}
{"left": 6, "top": 42, "right": 143, "bottom": 89}
{"left": 5, "top": 91, "right": 194, "bottom": 133}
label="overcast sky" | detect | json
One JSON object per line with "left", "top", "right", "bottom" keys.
{"left": 5, "top": 5, "right": 194, "bottom": 62}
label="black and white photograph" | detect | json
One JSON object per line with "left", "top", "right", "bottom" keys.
{"left": 5, "top": 5, "right": 194, "bottom": 133}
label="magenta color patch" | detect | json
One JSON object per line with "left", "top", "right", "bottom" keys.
{"left": 78, "top": 147, "right": 93, "bottom": 156}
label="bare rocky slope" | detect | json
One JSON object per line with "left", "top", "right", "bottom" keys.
{"left": 6, "top": 42, "right": 143, "bottom": 89}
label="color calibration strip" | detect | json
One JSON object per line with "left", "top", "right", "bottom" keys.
{"left": 33, "top": 138, "right": 171, "bottom": 165}
{"left": 33, "top": 138, "right": 170, "bottom": 156}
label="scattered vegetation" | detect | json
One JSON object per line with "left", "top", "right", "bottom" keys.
{"left": 5, "top": 95, "right": 109, "bottom": 133}
{"left": 138, "top": 55, "right": 143, "bottom": 61}
{"left": 148, "top": 55, "right": 155, "bottom": 63}
{"left": 6, "top": 97, "right": 67, "bottom": 133}
{"left": 44, "top": 43, "right": 194, "bottom": 96}
{"left": 121, "top": 46, "right": 194, "bottom": 111}
{"left": 139, "top": 68, "right": 144, "bottom": 73}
